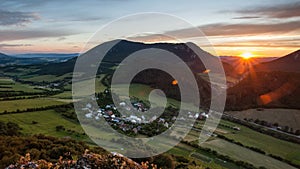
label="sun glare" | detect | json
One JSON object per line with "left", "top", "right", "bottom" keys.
{"left": 240, "top": 52, "right": 253, "bottom": 60}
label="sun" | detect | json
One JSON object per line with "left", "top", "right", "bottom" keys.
{"left": 240, "top": 52, "right": 253, "bottom": 60}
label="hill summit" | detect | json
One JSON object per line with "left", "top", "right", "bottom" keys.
{"left": 256, "top": 49, "right": 300, "bottom": 73}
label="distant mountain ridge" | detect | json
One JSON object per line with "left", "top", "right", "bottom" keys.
{"left": 14, "top": 53, "right": 79, "bottom": 58}
{"left": 220, "top": 56, "right": 278, "bottom": 65}
{"left": 0, "top": 53, "right": 11, "bottom": 58}
{"left": 0, "top": 52, "right": 77, "bottom": 66}
{"left": 255, "top": 50, "right": 300, "bottom": 73}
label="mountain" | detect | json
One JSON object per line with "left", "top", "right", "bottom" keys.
{"left": 14, "top": 53, "right": 78, "bottom": 58}
{"left": 32, "top": 39, "right": 235, "bottom": 76}
{"left": 0, "top": 53, "right": 11, "bottom": 58}
{"left": 0, "top": 52, "right": 77, "bottom": 66}
{"left": 255, "top": 50, "right": 300, "bottom": 73}
{"left": 226, "top": 49, "right": 300, "bottom": 110}
{"left": 221, "top": 56, "right": 277, "bottom": 65}
{"left": 0, "top": 53, "right": 15, "bottom": 66}
{"left": 227, "top": 71, "right": 300, "bottom": 110}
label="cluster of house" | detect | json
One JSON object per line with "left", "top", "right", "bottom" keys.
{"left": 83, "top": 101, "right": 148, "bottom": 121}
{"left": 36, "top": 82, "right": 61, "bottom": 91}
{"left": 82, "top": 100, "right": 210, "bottom": 134}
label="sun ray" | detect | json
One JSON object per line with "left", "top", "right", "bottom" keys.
{"left": 240, "top": 52, "right": 253, "bottom": 60}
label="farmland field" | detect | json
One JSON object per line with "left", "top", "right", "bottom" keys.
{"left": 0, "top": 98, "right": 66, "bottom": 112}
{"left": 168, "top": 142, "right": 243, "bottom": 169}
{"left": 227, "top": 108, "right": 300, "bottom": 130}
{"left": 219, "top": 119, "right": 300, "bottom": 165}
{"left": 202, "top": 138, "right": 297, "bottom": 169}
{"left": 22, "top": 73, "right": 72, "bottom": 82}
{"left": 0, "top": 77, "right": 14, "bottom": 84}
{"left": 0, "top": 110, "right": 85, "bottom": 139}
{"left": 0, "top": 82, "right": 43, "bottom": 93}
{"left": 120, "top": 83, "right": 198, "bottom": 110}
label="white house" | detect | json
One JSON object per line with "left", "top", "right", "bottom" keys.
{"left": 128, "top": 115, "right": 142, "bottom": 123}
{"left": 149, "top": 115, "right": 157, "bottom": 122}
{"left": 119, "top": 102, "right": 126, "bottom": 106}
{"left": 86, "top": 103, "right": 92, "bottom": 109}
{"left": 164, "top": 122, "right": 169, "bottom": 128}
{"left": 158, "top": 118, "right": 165, "bottom": 123}
{"left": 201, "top": 112, "right": 209, "bottom": 118}
{"left": 85, "top": 113, "right": 93, "bottom": 118}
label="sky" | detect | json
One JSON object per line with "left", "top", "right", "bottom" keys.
{"left": 0, "top": 0, "right": 299, "bottom": 57}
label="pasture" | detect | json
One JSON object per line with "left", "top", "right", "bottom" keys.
{"left": 202, "top": 138, "right": 297, "bottom": 169}
{"left": 0, "top": 110, "right": 86, "bottom": 140}
{"left": 227, "top": 108, "right": 300, "bottom": 130}
{"left": 0, "top": 98, "right": 66, "bottom": 112}
{"left": 219, "top": 119, "right": 300, "bottom": 166}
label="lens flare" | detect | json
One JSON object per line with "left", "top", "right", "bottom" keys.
{"left": 172, "top": 80, "right": 178, "bottom": 85}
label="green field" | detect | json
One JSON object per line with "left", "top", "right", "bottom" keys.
{"left": 0, "top": 98, "right": 66, "bottom": 112}
{"left": 0, "top": 77, "right": 47, "bottom": 93}
{"left": 22, "top": 73, "right": 72, "bottom": 82}
{"left": 202, "top": 138, "right": 296, "bottom": 169}
{"left": 0, "top": 77, "right": 14, "bottom": 84}
{"left": 0, "top": 67, "right": 39, "bottom": 77}
{"left": 0, "top": 82, "right": 43, "bottom": 93}
{"left": 219, "top": 120, "right": 300, "bottom": 165}
{"left": 116, "top": 83, "right": 198, "bottom": 111}
{"left": 0, "top": 110, "right": 87, "bottom": 140}
{"left": 129, "top": 84, "right": 181, "bottom": 107}
{"left": 227, "top": 108, "right": 300, "bottom": 130}
{"left": 192, "top": 119, "right": 300, "bottom": 167}
{"left": 167, "top": 141, "right": 243, "bottom": 169}
{"left": 60, "top": 76, "right": 107, "bottom": 99}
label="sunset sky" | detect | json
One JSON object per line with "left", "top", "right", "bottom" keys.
{"left": 0, "top": 0, "right": 299, "bottom": 57}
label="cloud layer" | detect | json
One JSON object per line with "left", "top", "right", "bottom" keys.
{"left": 0, "top": 10, "right": 40, "bottom": 26}
{"left": 200, "top": 21, "right": 300, "bottom": 36}
{"left": 236, "top": 2, "right": 300, "bottom": 19}
{"left": 129, "top": 21, "right": 300, "bottom": 41}
{"left": 0, "top": 30, "right": 75, "bottom": 42}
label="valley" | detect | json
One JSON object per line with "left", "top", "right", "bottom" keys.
{"left": 0, "top": 40, "right": 299, "bottom": 169}
{"left": 0, "top": 71, "right": 299, "bottom": 169}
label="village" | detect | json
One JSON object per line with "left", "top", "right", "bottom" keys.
{"left": 80, "top": 89, "right": 210, "bottom": 136}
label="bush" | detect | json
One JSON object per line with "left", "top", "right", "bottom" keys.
{"left": 55, "top": 125, "right": 65, "bottom": 131}
{"left": 153, "top": 154, "right": 175, "bottom": 169}
{"left": 0, "top": 134, "right": 106, "bottom": 168}
{"left": 0, "top": 121, "right": 22, "bottom": 136}
{"left": 31, "top": 121, "right": 38, "bottom": 124}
